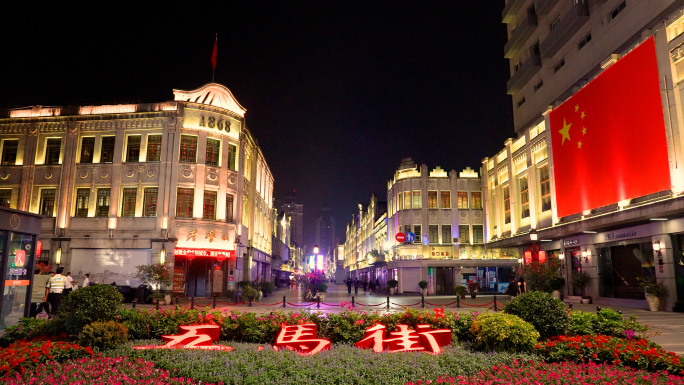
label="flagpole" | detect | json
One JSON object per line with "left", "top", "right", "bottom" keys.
{"left": 212, "top": 33, "right": 217, "bottom": 82}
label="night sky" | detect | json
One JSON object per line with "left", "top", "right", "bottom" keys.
{"left": 1, "top": 2, "right": 512, "bottom": 250}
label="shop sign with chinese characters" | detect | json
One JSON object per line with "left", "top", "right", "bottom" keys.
{"left": 429, "top": 247, "right": 451, "bottom": 259}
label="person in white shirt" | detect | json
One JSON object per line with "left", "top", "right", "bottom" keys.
{"left": 64, "top": 272, "right": 77, "bottom": 295}
{"left": 83, "top": 274, "right": 90, "bottom": 288}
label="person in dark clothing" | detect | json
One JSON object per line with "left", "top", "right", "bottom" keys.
{"left": 369, "top": 279, "right": 375, "bottom": 294}
{"left": 362, "top": 280, "right": 368, "bottom": 292}
{"left": 354, "top": 278, "right": 359, "bottom": 294}
{"left": 376, "top": 279, "right": 380, "bottom": 291}
{"left": 518, "top": 276, "right": 526, "bottom": 293}
{"left": 346, "top": 278, "right": 352, "bottom": 294}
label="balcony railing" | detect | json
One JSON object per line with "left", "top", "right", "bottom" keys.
{"left": 507, "top": 54, "right": 542, "bottom": 95}
{"left": 540, "top": 1, "right": 589, "bottom": 58}
{"left": 536, "top": 0, "right": 558, "bottom": 17}
{"left": 502, "top": 0, "right": 526, "bottom": 23}
{"left": 504, "top": 13, "right": 538, "bottom": 59}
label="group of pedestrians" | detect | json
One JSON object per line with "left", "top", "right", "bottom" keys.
{"left": 345, "top": 277, "right": 382, "bottom": 295}
{"left": 30, "top": 267, "right": 90, "bottom": 318}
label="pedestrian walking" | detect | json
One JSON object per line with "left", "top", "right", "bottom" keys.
{"left": 82, "top": 273, "right": 90, "bottom": 288}
{"left": 518, "top": 276, "right": 526, "bottom": 294}
{"left": 63, "top": 272, "right": 77, "bottom": 296}
{"left": 369, "top": 279, "right": 375, "bottom": 295}
{"left": 44, "top": 267, "right": 66, "bottom": 316}
{"left": 354, "top": 278, "right": 359, "bottom": 294}
{"left": 30, "top": 269, "right": 50, "bottom": 318}
{"left": 346, "top": 278, "right": 352, "bottom": 294}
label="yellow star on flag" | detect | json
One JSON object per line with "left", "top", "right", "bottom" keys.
{"left": 577, "top": 141, "right": 583, "bottom": 149}
{"left": 582, "top": 127, "right": 586, "bottom": 135}
{"left": 559, "top": 119, "right": 572, "bottom": 145}
{"left": 581, "top": 111, "right": 586, "bottom": 119}
{"left": 575, "top": 104, "right": 579, "bottom": 112}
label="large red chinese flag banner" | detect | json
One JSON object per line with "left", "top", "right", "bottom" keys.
{"left": 549, "top": 37, "right": 670, "bottom": 218}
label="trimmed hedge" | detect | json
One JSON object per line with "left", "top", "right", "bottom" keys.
{"left": 58, "top": 285, "right": 124, "bottom": 335}
{"left": 470, "top": 313, "right": 539, "bottom": 353}
{"left": 503, "top": 291, "right": 569, "bottom": 339}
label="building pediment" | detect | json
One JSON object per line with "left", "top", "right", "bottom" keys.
{"left": 173, "top": 83, "right": 246, "bottom": 118}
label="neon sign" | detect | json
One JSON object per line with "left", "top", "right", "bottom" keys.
{"left": 273, "top": 323, "right": 331, "bottom": 356}
{"left": 133, "top": 325, "right": 233, "bottom": 351}
{"left": 355, "top": 324, "right": 452, "bottom": 354}
{"left": 174, "top": 248, "right": 235, "bottom": 259}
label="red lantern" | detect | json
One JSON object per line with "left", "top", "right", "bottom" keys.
{"left": 186, "top": 253, "right": 196, "bottom": 261}
{"left": 216, "top": 254, "right": 227, "bottom": 263}
{"left": 215, "top": 265, "right": 221, "bottom": 271}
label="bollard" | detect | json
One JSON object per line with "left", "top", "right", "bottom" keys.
{"left": 456, "top": 296, "right": 460, "bottom": 308}
{"left": 569, "top": 303, "right": 573, "bottom": 310}
{"left": 248, "top": 297, "right": 253, "bottom": 307}
{"left": 352, "top": 296, "right": 355, "bottom": 308}
{"left": 596, "top": 306, "right": 602, "bottom": 313}
{"left": 493, "top": 295, "right": 498, "bottom": 311}
{"left": 191, "top": 297, "right": 195, "bottom": 310}
{"left": 155, "top": 299, "right": 160, "bottom": 310}
{"left": 212, "top": 296, "right": 217, "bottom": 309}
{"left": 421, "top": 295, "right": 425, "bottom": 308}
{"left": 317, "top": 296, "right": 321, "bottom": 309}
{"left": 132, "top": 300, "right": 136, "bottom": 310}
{"left": 386, "top": 296, "right": 390, "bottom": 311}
{"left": 283, "top": 295, "right": 287, "bottom": 308}
{"left": 175, "top": 296, "right": 179, "bottom": 305}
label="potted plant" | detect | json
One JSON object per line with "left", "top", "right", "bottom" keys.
{"left": 454, "top": 285, "right": 466, "bottom": 299}
{"left": 418, "top": 280, "right": 429, "bottom": 296}
{"left": 135, "top": 263, "right": 172, "bottom": 305}
{"left": 549, "top": 276, "right": 566, "bottom": 299}
{"left": 572, "top": 271, "right": 592, "bottom": 304}
{"left": 388, "top": 279, "right": 399, "bottom": 295}
{"left": 467, "top": 281, "right": 480, "bottom": 299}
{"left": 260, "top": 281, "right": 276, "bottom": 297}
{"left": 638, "top": 277, "right": 666, "bottom": 311}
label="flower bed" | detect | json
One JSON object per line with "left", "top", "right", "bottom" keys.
{"left": 5, "top": 356, "right": 219, "bottom": 385}
{"left": 408, "top": 360, "right": 684, "bottom": 385}
{"left": 0, "top": 337, "right": 94, "bottom": 378}
{"left": 535, "top": 334, "right": 683, "bottom": 374}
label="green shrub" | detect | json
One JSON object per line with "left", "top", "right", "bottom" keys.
{"left": 238, "top": 280, "right": 251, "bottom": 289}
{"left": 57, "top": 284, "right": 124, "bottom": 335}
{"left": 567, "top": 308, "right": 649, "bottom": 337}
{"left": 259, "top": 281, "right": 276, "bottom": 295}
{"left": 315, "top": 282, "right": 328, "bottom": 293}
{"left": 470, "top": 313, "right": 539, "bottom": 353}
{"left": 242, "top": 286, "right": 260, "bottom": 302}
{"left": 503, "top": 291, "right": 568, "bottom": 339}
{"left": 454, "top": 285, "right": 466, "bottom": 298}
{"left": 418, "top": 281, "right": 428, "bottom": 289}
{"left": 0, "top": 318, "right": 64, "bottom": 347}
{"left": 78, "top": 321, "right": 129, "bottom": 351}
{"left": 388, "top": 279, "right": 398, "bottom": 288}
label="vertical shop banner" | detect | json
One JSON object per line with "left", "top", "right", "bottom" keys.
{"left": 427, "top": 267, "right": 435, "bottom": 294}
{"left": 549, "top": 37, "right": 670, "bottom": 218}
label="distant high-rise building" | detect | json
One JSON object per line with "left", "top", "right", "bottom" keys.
{"left": 315, "top": 206, "right": 336, "bottom": 256}
{"left": 279, "top": 192, "right": 303, "bottom": 247}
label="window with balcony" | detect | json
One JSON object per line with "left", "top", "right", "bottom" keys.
{"left": 608, "top": 1, "right": 626, "bottom": 22}
{"left": 100, "top": 136, "right": 115, "bottom": 163}
{"left": 520, "top": 176, "right": 530, "bottom": 218}
{"left": 96, "top": 188, "right": 110, "bottom": 217}
{"left": 540, "top": 164, "right": 551, "bottom": 211}
{"left": 428, "top": 191, "right": 438, "bottom": 209}
{"left": 441, "top": 191, "right": 451, "bottom": 209}
{"left": 403, "top": 191, "right": 411, "bottom": 209}
{"left": 0, "top": 189, "right": 11, "bottom": 207}
{"left": 457, "top": 191, "right": 469, "bottom": 209}
{"left": 206, "top": 138, "right": 220, "bottom": 167}
{"left": 459, "top": 225, "right": 470, "bottom": 244}
{"left": 74, "top": 188, "right": 90, "bottom": 217}
{"left": 228, "top": 144, "right": 237, "bottom": 171}
{"left": 121, "top": 188, "right": 137, "bottom": 217}
{"left": 45, "top": 138, "right": 61, "bottom": 165}
{"left": 473, "top": 225, "right": 484, "bottom": 244}
{"left": 428, "top": 225, "right": 439, "bottom": 244}
{"left": 413, "top": 225, "right": 422, "bottom": 244}
{"left": 226, "top": 193, "right": 234, "bottom": 222}
{"left": 40, "top": 189, "right": 56, "bottom": 217}
{"left": 471, "top": 192, "right": 483, "bottom": 209}
{"left": 504, "top": 186, "right": 511, "bottom": 224}
{"left": 179, "top": 135, "right": 197, "bottom": 163}
{"left": 412, "top": 191, "right": 421, "bottom": 209}
{"left": 176, "top": 188, "right": 194, "bottom": 218}
{"left": 80, "top": 137, "right": 95, "bottom": 163}
{"left": 143, "top": 187, "right": 158, "bottom": 217}
{"left": 203, "top": 190, "right": 217, "bottom": 220}
{"left": 125, "top": 135, "right": 141, "bottom": 162}
{"left": 146, "top": 135, "right": 162, "bottom": 162}
{"left": 1, "top": 139, "right": 18, "bottom": 165}
{"left": 441, "top": 225, "right": 452, "bottom": 244}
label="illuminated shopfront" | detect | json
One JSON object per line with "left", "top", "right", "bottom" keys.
{"left": 173, "top": 248, "right": 236, "bottom": 297}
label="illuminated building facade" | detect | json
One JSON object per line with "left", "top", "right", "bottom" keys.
{"left": 490, "top": 0, "right": 684, "bottom": 310}
{"left": 0, "top": 83, "right": 273, "bottom": 297}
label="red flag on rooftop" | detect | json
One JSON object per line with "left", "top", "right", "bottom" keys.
{"left": 211, "top": 35, "right": 218, "bottom": 69}
{"left": 549, "top": 37, "right": 671, "bottom": 218}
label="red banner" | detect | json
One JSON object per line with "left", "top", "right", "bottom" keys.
{"left": 549, "top": 37, "right": 671, "bottom": 218}
{"left": 173, "top": 248, "right": 234, "bottom": 259}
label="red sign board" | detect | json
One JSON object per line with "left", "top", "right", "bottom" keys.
{"left": 133, "top": 325, "right": 233, "bottom": 351}
{"left": 524, "top": 251, "right": 532, "bottom": 265}
{"left": 174, "top": 248, "right": 235, "bottom": 259}
{"left": 538, "top": 250, "right": 547, "bottom": 264}
{"left": 396, "top": 232, "right": 406, "bottom": 243}
{"left": 14, "top": 250, "right": 25, "bottom": 267}
{"left": 36, "top": 241, "right": 42, "bottom": 257}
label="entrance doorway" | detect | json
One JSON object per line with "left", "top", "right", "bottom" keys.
{"left": 186, "top": 258, "right": 211, "bottom": 298}
{"left": 568, "top": 248, "right": 583, "bottom": 296}
{"left": 435, "top": 267, "right": 454, "bottom": 294}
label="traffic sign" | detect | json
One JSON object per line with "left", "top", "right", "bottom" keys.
{"left": 396, "top": 232, "right": 406, "bottom": 243}
{"left": 406, "top": 232, "right": 416, "bottom": 243}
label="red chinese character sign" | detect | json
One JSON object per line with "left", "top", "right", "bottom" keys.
{"left": 133, "top": 325, "right": 233, "bottom": 351}
{"left": 355, "top": 324, "right": 451, "bottom": 354}
{"left": 273, "top": 323, "right": 331, "bottom": 356}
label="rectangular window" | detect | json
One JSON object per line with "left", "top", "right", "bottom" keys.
{"left": 457, "top": 191, "right": 469, "bottom": 209}
{"left": 226, "top": 194, "right": 234, "bottom": 222}
{"left": 0, "top": 189, "right": 11, "bottom": 207}
{"left": 96, "top": 188, "right": 110, "bottom": 217}
{"left": 459, "top": 225, "right": 470, "bottom": 244}
{"left": 100, "top": 137, "right": 115, "bottom": 163}
{"left": 534, "top": 80, "right": 543, "bottom": 92}
{"left": 504, "top": 187, "right": 511, "bottom": 224}
{"left": 413, "top": 225, "right": 422, "bottom": 244}
{"left": 517, "top": 97, "right": 526, "bottom": 107}
{"left": 206, "top": 138, "right": 220, "bottom": 167}
{"left": 179, "top": 135, "right": 197, "bottom": 163}
{"left": 74, "top": 188, "right": 90, "bottom": 217}
{"left": 540, "top": 164, "right": 551, "bottom": 212}
{"left": 428, "top": 225, "right": 439, "bottom": 244}
{"left": 608, "top": 1, "right": 626, "bottom": 22}
{"left": 550, "top": 15, "right": 561, "bottom": 31}
{"left": 39, "top": 189, "right": 56, "bottom": 217}
{"left": 412, "top": 191, "right": 421, "bottom": 209}
{"left": 428, "top": 191, "right": 438, "bottom": 209}
{"left": 143, "top": 187, "right": 158, "bottom": 217}
{"left": 121, "top": 188, "right": 137, "bottom": 217}
{"left": 228, "top": 144, "right": 237, "bottom": 171}
{"left": 519, "top": 176, "right": 530, "bottom": 219}
{"left": 441, "top": 225, "right": 452, "bottom": 244}
{"left": 1, "top": 140, "right": 18, "bottom": 165}
{"left": 554, "top": 58, "right": 565, "bottom": 73}
{"left": 404, "top": 225, "right": 412, "bottom": 235}
{"left": 441, "top": 191, "right": 451, "bottom": 209}
{"left": 45, "top": 138, "right": 61, "bottom": 165}
{"left": 403, "top": 191, "right": 411, "bottom": 209}
{"left": 125, "top": 135, "right": 141, "bottom": 162}
{"left": 176, "top": 188, "right": 194, "bottom": 218}
{"left": 578, "top": 32, "right": 592, "bottom": 50}
{"left": 146, "top": 135, "right": 162, "bottom": 162}
{"left": 471, "top": 192, "right": 482, "bottom": 209}
{"left": 203, "top": 190, "right": 217, "bottom": 220}
{"left": 80, "top": 137, "right": 95, "bottom": 163}
{"left": 473, "top": 225, "right": 484, "bottom": 244}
